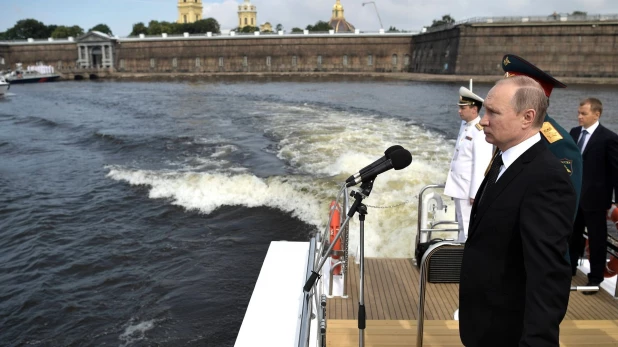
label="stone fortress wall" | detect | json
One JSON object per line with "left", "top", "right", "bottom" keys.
{"left": 1, "top": 17, "right": 618, "bottom": 78}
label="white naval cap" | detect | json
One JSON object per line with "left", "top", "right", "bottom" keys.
{"left": 457, "top": 87, "right": 484, "bottom": 107}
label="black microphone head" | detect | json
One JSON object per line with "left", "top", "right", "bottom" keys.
{"left": 390, "top": 149, "right": 412, "bottom": 170}
{"left": 384, "top": 145, "right": 404, "bottom": 158}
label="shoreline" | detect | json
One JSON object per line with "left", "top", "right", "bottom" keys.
{"left": 64, "top": 71, "right": 618, "bottom": 85}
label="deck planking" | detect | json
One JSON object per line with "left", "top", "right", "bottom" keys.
{"left": 327, "top": 258, "right": 618, "bottom": 321}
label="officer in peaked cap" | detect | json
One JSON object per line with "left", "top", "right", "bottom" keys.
{"left": 501, "top": 54, "right": 582, "bottom": 208}
{"left": 444, "top": 87, "right": 494, "bottom": 241}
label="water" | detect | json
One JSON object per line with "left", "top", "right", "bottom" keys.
{"left": 1, "top": 78, "right": 617, "bottom": 346}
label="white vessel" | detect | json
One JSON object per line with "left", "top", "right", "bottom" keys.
{"left": 3, "top": 63, "right": 60, "bottom": 84}
{"left": 0, "top": 75, "right": 9, "bottom": 95}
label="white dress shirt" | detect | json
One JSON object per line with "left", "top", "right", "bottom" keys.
{"left": 497, "top": 133, "right": 542, "bottom": 181}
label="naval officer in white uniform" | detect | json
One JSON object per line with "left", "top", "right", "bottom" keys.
{"left": 444, "top": 87, "right": 494, "bottom": 241}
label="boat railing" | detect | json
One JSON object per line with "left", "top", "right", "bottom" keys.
{"left": 416, "top": 241, "right": 465, "bottom": 347}
{"left": 415, "top": 184, "right": 459, "bottom": 265}
{"left": 298, "top": 237, "right": 317, "bottom": 347}
{"left": 316, "top": 184, "right": 351, "bottom": 298}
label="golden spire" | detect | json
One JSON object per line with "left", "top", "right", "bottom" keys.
{"left": 332, "top": 0, "right": 344, "bottom": 19}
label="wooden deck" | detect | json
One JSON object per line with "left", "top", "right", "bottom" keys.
{"left": 327, "top": 320, "right": 618, "bottom": 346}
{"left": 326, "top": 258, "right": 618, "bottom": 320}
{"left": 326, "top": 258, "right": 618, "bottom": 346}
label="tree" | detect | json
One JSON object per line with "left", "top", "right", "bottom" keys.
{"left": 291, "top": 27, "right": 303, "bottom": 33}
{"left": 388, "top": 26, "right": 400, "bottom": 32}
{"left": 430, "top": 15, "right": 455, "bottom": 28}
{"left": 237, "top": 25, "right": 259, "bottom": 33}
{"left": 571, "top": 11, "right": 587, "bottom": 16}
{"left": 3, "top": 19, "right": 50, "bottom": 39}
{"left": 130, "top": 22, "right": 148, "bottom": 36}
{"left": 51, "top": 25, "right": 84, "bottom": 38}
{"left": 89, "top": 23, "right": 113, "bottom": 35}
{"left": 191, "top": 18, "right": 221, "bottom": 34}
{"left": 275, "top": 23, "right": 283, "bottom": 32}
{"left": 306, "top": 20, "right": 332, "bottom": 32}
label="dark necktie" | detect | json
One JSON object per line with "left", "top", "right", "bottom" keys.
{"left": 479, "top": 153, "right": 503, "bottom": 205}
{"left": 577, "top": 129, "right": 588, "bottom": 153}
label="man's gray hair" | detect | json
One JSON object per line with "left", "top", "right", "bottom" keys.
{"left": 497, "top": 76, "right": 548, "bottom": 127}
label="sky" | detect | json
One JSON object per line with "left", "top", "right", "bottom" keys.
{"left": 1, "top": 0, "right": 617, "bottom": 37}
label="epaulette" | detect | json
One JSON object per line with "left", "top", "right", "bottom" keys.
{"left": 541, "top": 121, "right": 563, "bottom": 143}
{"left": 475, "top": 123, "right": 483, "bottom": 131}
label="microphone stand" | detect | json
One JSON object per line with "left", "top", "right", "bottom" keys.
{"left": 303, "top": 179, "right": 375, "bottom": 347}
{"left": 349, "top": 179, "right": 374, "bottom": 347}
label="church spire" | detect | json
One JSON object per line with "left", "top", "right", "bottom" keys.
{"left": 332, "top": 0, "right": 344, "bottom": 20}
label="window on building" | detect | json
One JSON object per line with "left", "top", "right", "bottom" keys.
{"left": 367, "top": 54, "right": 373, "bottom": 66}
{"left": 184, "top": 15, "right": 188, "bottom": 24}
{"left": 0, "top": 56, "right": 5, "bottom": 65}
{"left": 172, "top": 57, "right": 178, "bottom": 68}
{"left": 292, "top": 55, "right": 297, "bottom": 66}
{"left": 266, "top": 56, "right": 271, "bottom": 66}
{"left": 251, "top": 18, "right": 254, "bottom": 25}
{"left": 195, "top": 57, "right": 201, "bottom": 67}
{"left": 219, "top": 57, "right": 224, "bottom": 67}
{"left": 404, "top": 54, "right": 410, "bottom": 66}
{"left": 392, "top": 54, "right": 398, "bottom": 65}
{"left": 245, "top": 18, "right": 247, "bottom": 25}
{"left": 57, "top": 60, "right": 62, "bottom": 69}
{"left": 150, "top": 58, "right": 155, "bottom": 68}
{"left": 196, "top": 15, "right": 199, "bottom": 21}
{"left": 343, "top": 55, "right": 348, "bottom": 66}
{"left": 243, "top": 56, "right": 248, "bottom": 67}
{"left": 317, "top": 55, "right": 322, "bottom": 65}
{"left": 120, "top": 59, "right": 125, "bottom": 69}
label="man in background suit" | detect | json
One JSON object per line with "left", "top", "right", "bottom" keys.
{"left": 569, "top": 98, "right": 618, "bottom": 293}
{"left": 459, "top": 76, "right": 576, "bottom": 346}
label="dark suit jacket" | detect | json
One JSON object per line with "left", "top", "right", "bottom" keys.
{"left": 459, "top": 140, "right": 576, "bottom": 347}
{"left": 569, "top": 124, "right": 618, "bottom": 211}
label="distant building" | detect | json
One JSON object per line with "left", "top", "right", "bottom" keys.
{"left": 328, "top": 0, "right": 355, "bottom": 33}
{"left": 260, "top": 22, "right": 273, "bottom": 32}
{"left": 238, "top": 0, "right": 257, "bottom": 29}
{"left": 177, "top": 0, "right": 203, "bottom": 24}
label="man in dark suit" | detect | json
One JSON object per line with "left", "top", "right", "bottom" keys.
{"left": 459, "top": 76, "right": 576, "bottom": 346}
{"left": 568, "top": 98, "right": 618, "bottom": 292}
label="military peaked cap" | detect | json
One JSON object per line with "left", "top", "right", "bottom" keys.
{"left": 502, "top": 54, "right": 566, "bottom": 97}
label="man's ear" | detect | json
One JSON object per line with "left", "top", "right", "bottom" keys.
{"left": 522, "top": 109, "right": 536, "bottom": 128}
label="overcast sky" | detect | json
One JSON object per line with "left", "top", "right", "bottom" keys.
{"left": 1, "top": 0, "right": 617, "bottom": 36}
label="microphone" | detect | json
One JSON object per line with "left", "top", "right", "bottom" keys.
{"left": 346, "top": 148, "right": 412, "bottom": 187}
{"left": 345, "top": 145, "right": 404, "bottom": 184}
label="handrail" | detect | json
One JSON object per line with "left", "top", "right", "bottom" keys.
{"left": 297, "top": 238, "right": 317, "bottom": 347}
{"left": 416, "top": 241, "right": 464, "bottom": 347}
{"left": 416, "top": 184, "right": 445, "bottom": 246}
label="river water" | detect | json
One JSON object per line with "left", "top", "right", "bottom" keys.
{"left": 1, "top": 78, "right": 617, "bottom": 345}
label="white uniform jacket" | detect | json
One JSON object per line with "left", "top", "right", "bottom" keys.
{"left": 444, "top": 117, "right": 494, "bottom": 200}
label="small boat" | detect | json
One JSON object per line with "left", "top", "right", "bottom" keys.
{"left": 3, "top": 63, "right": 60, "bottom": 84}
{"left": 0, "top": 75, "right": 9, "bottom": 95}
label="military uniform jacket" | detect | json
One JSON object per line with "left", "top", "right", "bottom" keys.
{"left": 444, "top": 117, "right": 494, "bottom": 200}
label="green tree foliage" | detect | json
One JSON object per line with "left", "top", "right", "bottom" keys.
{"left": 130, "top": 22, "right": 148, "bottom": 36}
{"left": 51, "top": 25, "right": 84, "bottom": 38}
{"left": 2, "top": 19, "right": 54, "bottom": 39}
{"left": 189, "top": 18, "right": 221, "bottom": 34}
{"left": 89, "top": 24, "right": 113, "bottom": 35}
{"left": 571, "top": 11, "right": 587, "bottom": 16}
{"left": 130, "top": 18, "right": 221, "bottom": 36}
{"left": 275, "top": 23, "right": 283, "bottom": 32}
{"left": 388, "top": 26, "right": 400, "bottom": 32}
{"left": 239, "top": 25, "right": 260, "bottom": 33}
{"left": 306, "top": 20, "right": 332, "bottom": 32}
{"left": 291, "top": 27, "right": 303, "bottom": 33}
{"left": 430, "top": 15, "right": 455, "bottom": 28}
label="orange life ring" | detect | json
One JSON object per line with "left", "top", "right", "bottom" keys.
{"left": 329, "top": 201, "right": 342, "bottom": 275}
{"left": 607, "top": 204, "right": 618, "bottom": 230}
